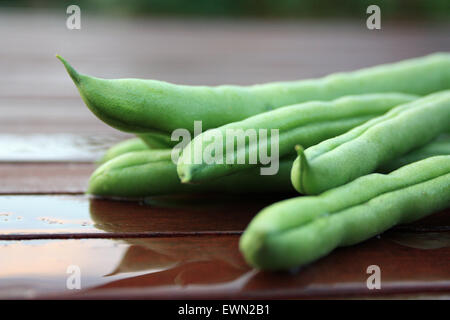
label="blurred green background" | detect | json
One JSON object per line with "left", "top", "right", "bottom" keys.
{"left": 1, "top": 0, "right": 449, "bottom": 20}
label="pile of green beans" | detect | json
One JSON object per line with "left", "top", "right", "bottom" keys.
{"left": 58, "top": 53, "right": 450, "bottom": 135}
{"left": 177, "top": 93, "right": 417, "bottom": 183}
{"left": 91, "top": 135, "right": 450, "bottom": 198}
{"left": 240, "top": 156, "right": 450, "bottom": 270}
{"left": 137, "top": 132, "right": 177, "bottom": 148}
{"left": 291, "top": 90, "right": 450, "bottom": 195}
{"left": 58, "top": 52, "right": 450, "bottom": 272}
{"left": 89, "top": 150, "right": 295, "bottom": 198}
{"left": 99, "top": 137, "right": 149, "bottom": 164}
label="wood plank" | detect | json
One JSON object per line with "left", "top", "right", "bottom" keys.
{"left": 0, "top": 194, "right": 287, "bottom": 236}
{"left": 89, "top": 195, "right": 286, "bottom": 233}
{"left": 1, "top": 12, "right": 449, "bottom": 99}
{"left": 0, "top": 195, "right": 97, "bottom": 234}
{"left": 1, "top": 194, "right": 448, "bottom": 238}
{"left": 0, "top": 98, "right": 132, "bottom": 134}
{"left": 0, "top": 134, "right": 129, "bottom": 161}
{"left": 0, "top": 164, "right": 93, "bottom": 194}
{"left": 1, "top": 232, "right": 449, "bottom": 299}
{"left": 90, "top": 198, "right": 450, "bottom": 234}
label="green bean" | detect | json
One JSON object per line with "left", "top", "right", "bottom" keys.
{"left": 99, "top": 138, "right": 149, "bottom": 164}
{"left": 291, "top": 91, "right": 450, "bottom": 195}
{"left": 240, "top": 156, "right": 450, "bottom": 270}
{"left": 88, "top": 150, "right": 295, "bottom": 198}
{"left": 57, "top": 53, "right": 450, "bottom": 134}
{"left": 99, "top": 133, "right": 178, "bottom": 165}
{"left": 90, "top": 135, "right": 449, "bottom": 198}
{"left": 99, "top": 134, "right": 177, "bottom": 165}
{"left": 177, "top": 93, "right": 417, "bottom": 183}
{"left": 138, "top": 132, "right": 177, "bottom": 148}
{"left": 378, "top": 134, "right": 450, "bottom": 173}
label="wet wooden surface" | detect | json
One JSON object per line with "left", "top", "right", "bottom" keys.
{"left": 0, "top": 11, "right": 449, "bottom": 299}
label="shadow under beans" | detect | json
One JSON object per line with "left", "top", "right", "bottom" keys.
{"left": 89, "top": 193, "right": 292, "bottom": 233}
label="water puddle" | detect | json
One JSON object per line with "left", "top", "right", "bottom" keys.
{"left": 0, "top": 134, "right": 127, "bottom": 162}
{"left": 0, "top": 195, "right": 97, "bottom": 234}
{"left": 385, "top": 231, "right": 450, "bottom": 250}
{"left": 0, "top": 239, "right": 162, "bottom": 298}
{"left": 0, "top": 194, "right": 270, "bottom": 235}
{"left": 0, "top": 236, "right": 248, "bottom": 299}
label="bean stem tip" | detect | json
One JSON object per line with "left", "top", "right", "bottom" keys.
{"left": 56, "top": 54, "right": 81, "bottom": 84}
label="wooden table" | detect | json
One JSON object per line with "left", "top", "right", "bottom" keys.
{"left": 1, "top": 11, "right": 449, "bottom": 299}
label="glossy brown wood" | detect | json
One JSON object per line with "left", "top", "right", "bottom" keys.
{"left": 1, "top": 195, "right": 447, "bottom": 238}
{"left": 90, "top": 195, "right": 290, "bottom": 233}
{"left": 3, "top": 231, "right": 443, "bottom": 299}
{"left": 0, "top": 99, "right": 127, "bottom": 134}
{"left": 0, "top": 194, "right": 289, "bottom": 237}
{"left": 0, "top": 164, "right": 93, "bottom": 194}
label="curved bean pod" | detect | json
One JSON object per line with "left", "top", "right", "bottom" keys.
{"left": 177, "top": 93, "right": 417, "bottom": 183}
{"left": 57, "top": 53, "right": 450, "bottom": 134}
{"left": 88, "top": 150, "right": 295, "bottom": 198}
{"left": 90, "top": 136, "right": 449, "bottom": 198}
{"left": 99, "top": 132, "right": 178, "bottom": 165}
{"left": 378, "top": 134, "right": 450, "bottom": 172}
{"left": 99, "top": 134, "right": 179, "bottom": 165}
{"left": 138, "top": 132, "right": 177, "bottom": 149}
{"left": 291, "top": 90, "right": 450, "bottom": 194}
{"left": 99, "top": 138, "right": 149, "bottom": 164}
{"left": 240, "top": 156, "right": 450, "bottom": 270}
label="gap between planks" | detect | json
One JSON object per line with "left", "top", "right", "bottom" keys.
{"left": 0, "top": 231, "right": 243, "bottom": 241}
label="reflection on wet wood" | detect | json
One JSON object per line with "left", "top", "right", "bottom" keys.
{"left": 0, "top": 196, "right": 96, "bottom": 235}
{"left": 384, "top": 231, "right": 450, "bottom": 250}
{"left": 0, "top": 194, "right": 287, "bottom": 236}
{"left": 90, "top": 195, "right": 290, "bottom": 233}
{"left": 81, "top": 233, "right": 450, "bottom": 299}
{"left": 0, "top": 134, "right": 127, "bottom": 162}
{"left": 395, "top": 210, "right": 450, "bottom": 232}
{"left": 2, "top": 196, "right": 447, "bottom": 239}
{"left": 0, "top": 210, "right": 449, "bottom": 298}
{"left": 2, "top": 232, "right": 445, "bottom": 299}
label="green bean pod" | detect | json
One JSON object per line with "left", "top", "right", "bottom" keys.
{"left": 291, "top": 91, "right": 450, "bottom": 195}
{"left": 177, "top": 93, "right": 418, "bottom": 183}
{"left": 90, "top": 136, "right": 449, "bottom": 198}
{"left": 137, "top": 132, "right": 177, "bottom": 148}
{"left": 99, "top": 134, "right": 178, "bottom": 165}
{"left": 100, "top": 132, "right": 180, "bottom": 164}
{"left": 57, "top": 53, "right": 450, "bottom": 134}
{"left": 379, "top": 134, "right": 450, "bottom": 172}
{"left": 99, "top": 137, "right": 149, "bottom": 164}
{"left": 88, "top": 150, "right": 296, "bottom": 198}
{"left": 240, "top": 156, "right": 450, "bottom": 270}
